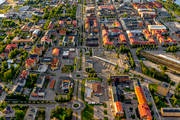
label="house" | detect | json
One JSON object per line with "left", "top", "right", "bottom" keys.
{"left": 36, "top": 76, "right": 46, "bottom": 88}
{"left": 12, "top": 84, "right": 23, "bottom": 94}
{"left": 91, "top": 83, "right": 102, "bottom": 96}
{"left": 30, "top": 54, "right": 39, "bottom": 62}
{"left": 41, "top": 57, "right": 53, "bottom": 64}
{"left": 24, "top": 107, "right": 37, "bottom": 120}
{"left": 3, "top": 106, "right": 13, "bottom": 114}
{"left": 51, "top": 58, "right": 59, "bottom": 70}
{"left": 175, "top": 31, "right": 180, "bottom": 38}
{"left": 148, "top": 25, "right": 166, "bottom": 32}
{"left": 52, "top": 48, "right": 60, "bottom": 57}
{"left": 25, "top": 58, "right": 36, "bottom": 69}
{"left": 63, "top": 36, "right": 77, "bottom": 46}
{"left": 62, "top": 51, "right": 69, "bottom": 58}
{"left": 138, "top": 104, "right": 152, "bottom": 120}
{"left": 38, "top": 64, "right": 48, "bottom": 73}
{"left": 18, "top": 70, "right": 29, "bottom": 86}
{"left": 0, "top": 53, "right": 6, "bottom": 59}
{"left": 0, "top": 85, "right": 3, "bottom": 94}
{"left": 49, "top": 80, "right": 55, "bottom": 89}
{"left": 32, "top": 29, "right": 41, "bottom": 37}
{"left": 41, "top": 36, "right": 52, "bottom": 45}
{"left": 59, "top": 30, "right": 66, "bottom": 35}
{"left": 5, "top": 44, "right": 17, "bottom": 52}
{"left": 161, "top": 108, "right": 180, "bottom": 117}
{"left": 114, "top": 101, "right": 124, "bottom": 117}
{"left": 31, "top": 47, "right": 43, "bottom": 56}
{"left": 31, "top": 87, "right": 45, "bottom": 97}
{"left": 62, "top": 79, "right": 73, "bottom": 93}
{"left": 111, "top": 85, "right": 124, "bottom": 117}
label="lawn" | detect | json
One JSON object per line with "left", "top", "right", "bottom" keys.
{"left": 104, "top": 110, "right": 107, "bottom": 115}
{"left": 35, "top": 110, "right": 45, "bottom": 120}
{"left": 61, "top": 65, "right": 74, "bottom": 73}
{"left": 81, "top": 80, "right": 85, "bottom": 101}
{"left": 81, "top": 103, "right": 94, "bottom": 120}
{"left": 76, "top": 80, "right": 79, "bottom": 100}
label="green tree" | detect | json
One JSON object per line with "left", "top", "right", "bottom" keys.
{"left": 15, "top": 110, "right": 24, "bottom": 120}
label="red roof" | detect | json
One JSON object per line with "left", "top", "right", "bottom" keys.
{"left": 52, "top": 48, "right": 59, "bottom": 56}
{"left": 138, "top": 104, "right": 152, "bottom": 120}
{"left": 109, "top": 29, "right": 122, "bottom": 33}
{"left": 59, "top": 30, "right": 66, "bottom": 35}
{"left": 20, "top": 70, "right": 29, "bottom": 79}
{"left": 92, "top": 83, "right": 101, "bottom": 93}
{"left": 5, "top": 44, "right": 17, "bottom": 50}
{"left": 119, "top": 34, "right": 126, "bottom": 42}
{"left": 49, "top": 80, "right": 55, "bottom": 89}
{"left": 51, "top": 58, "right": 59, "bottom": 67}
{"left": 25, "top": 58, "right": 35, "bottom": 66}
{"left": 114, "top": 101, "right": 124, "bottom": 116}
{"left": 41, "top": 36, "right": 52, "bottom": 43}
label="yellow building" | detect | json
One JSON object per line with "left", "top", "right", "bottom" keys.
{"left": 157, "top": 82, "right": 169, "bottom": 96}
{"left": 161, "top": 108, "right": 180, "bottom": 117}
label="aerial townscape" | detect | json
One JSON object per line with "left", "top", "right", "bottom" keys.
{"left": 0, "top": 0, "right": 180, "bottom": 120}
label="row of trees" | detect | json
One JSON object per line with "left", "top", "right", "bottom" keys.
{"left": 128, "top": 52, "right": 136, "bottom": 69}
{"left": 79, "top": 49, "right": 82, "bottom": 71}
{"left": 1, "top": 19, "right": 16, "bottom": 28}
{"left": 170, "top": 83, "right": 180, "bottom": 107}
{"left": 166, "top": 45, "right": 178, "bottom": 53}
{"left": 0, "top": 49, "right": 28, "bottom": 83}
{"left": 140, "top": 60, "right": 171, "bottom": 83}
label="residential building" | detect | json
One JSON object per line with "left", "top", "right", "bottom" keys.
{"left": 134, "top": 81, "right": 152, "bottom": 120}
{"left": 51, "top": 58, "right": 59, "bottom": 70}
{"left": 24, "top": 107, "right": 37, "bottom": 120}
{"left": 161, "top": 108, "right": 180, "bottom": 117}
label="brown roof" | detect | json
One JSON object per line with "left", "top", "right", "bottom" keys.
{"left": 92, "top": 83, "right": 102, "bottom": 93}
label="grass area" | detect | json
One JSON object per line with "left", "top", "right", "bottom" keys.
{"left": 81, "top": 80, "right": 85, "bottom": 101}
{"left": 124, "top": 88, "right": 133, "bottom": 92}
{"left": 104, "top": 110, "right": 107, "bottom": 115}
{"left": 86, "top": 77, "right": 102, "bottom": 81}
{"left": 0, "top": 5, "right": 11, "bottom": 14}
{"left": 76, "top": 74, "right": 81, "bottom": 77}
{"left": 12, "top": 105, "right": 28, "bottom": 120}
{"left": 81, "top": 103, "right": 94, "bottom": 120}
{"left": 73, "top": 104, "right": 80, "bottom": 108}
{"left": 152, "top": 94, "right": 169, "bottom": 109}
{"left": 104, "top": 117, "right": 108, "bottom": 120}
{"left": 76, "top": 80, "right": 79, "bottom": 100}
{"left": 61, "top": 65, "right": 74, "bottom": 73}
{"left": 103, "top": 103, "right": 107, "bottom": 108}
{"left": 35, "top": 110, "right": 45, "bottom": 120}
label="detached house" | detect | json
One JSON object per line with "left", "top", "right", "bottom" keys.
{"left": 41, "top": 36, "right": 52, "bottom": 45}
{"left": 5, "top": 44, "right": 17, "bottom": 52}
{"left": 25, "top": 58, "right": 36, "bottom": 70}
{"left": 31, "top": 47, "right": 43, "bottom": 56}
{"left": 18, "top": 70, "right": 29, "bottom": 86}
